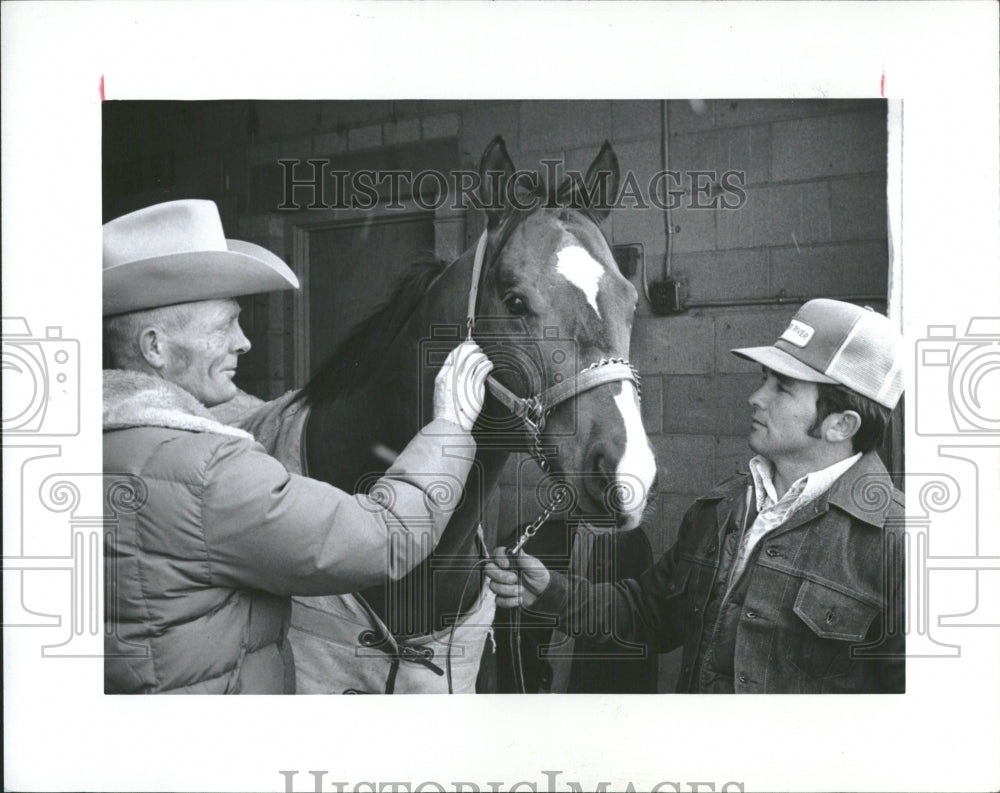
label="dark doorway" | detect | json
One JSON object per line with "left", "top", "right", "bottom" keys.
{"left": 305, "top": 212, "right": 436, "bottom": 378}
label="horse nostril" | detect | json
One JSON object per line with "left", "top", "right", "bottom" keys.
{"left": 586, "top": 442, "right": 612, "bottom": 476}
{"left": 583, "top": 443, "right": 614, "bottom": 507}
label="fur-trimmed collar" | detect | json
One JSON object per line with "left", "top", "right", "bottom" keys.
{"left": 103, "top": 369, "right": 255, "bottom": 441}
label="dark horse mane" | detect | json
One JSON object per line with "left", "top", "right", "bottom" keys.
{"left": 295, "top": 257, "right": 448, "bottom": 407}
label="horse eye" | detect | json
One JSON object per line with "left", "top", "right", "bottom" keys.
{"left": 504, "top": 295, "right": 529, "bottom": 316}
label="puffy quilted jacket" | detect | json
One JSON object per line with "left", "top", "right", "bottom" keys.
{"left": 103, "top": 370, "right": 475, "bottom": 694}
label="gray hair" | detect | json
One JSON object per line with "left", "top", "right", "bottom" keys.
{"left": 103, "top": 303, "right": 194, "bottom": 370}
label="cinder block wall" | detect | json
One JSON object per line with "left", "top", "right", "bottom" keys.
{"left": 104, "top": 99, "right": 889, "bottom": 691}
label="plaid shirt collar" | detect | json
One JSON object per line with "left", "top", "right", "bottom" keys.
{"left": 748, "top": 452, "right": 863, "bottom": 518}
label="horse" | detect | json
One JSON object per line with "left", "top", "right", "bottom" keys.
{"left": 228, "top": 136, "right": 657, "bottom": 693}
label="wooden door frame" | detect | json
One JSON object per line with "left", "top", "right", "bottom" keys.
{"left": 287, "top": 199, "right": 465, "bottom": 386}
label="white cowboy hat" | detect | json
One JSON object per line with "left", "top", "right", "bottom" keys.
{"left": 103, "top": 199, "right": 299, "bottom": 316}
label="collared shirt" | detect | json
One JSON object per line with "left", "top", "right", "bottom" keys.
{"left": 727, "top": 452, "right": 863, "bottom": 589}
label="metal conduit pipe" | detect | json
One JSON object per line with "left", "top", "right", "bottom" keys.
{"left": 681, "top": 294, "right": 887, "bottom": 309}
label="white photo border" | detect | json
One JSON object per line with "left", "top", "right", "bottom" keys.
{"left": 3, "top": 2, "right": 999, "bottom": 792}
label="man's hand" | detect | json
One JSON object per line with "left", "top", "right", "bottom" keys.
{"left": 433, "top": 341, "right": 493, "bottom": 432}
{"left": 484, "top": 547, "right": 551, "bottom": 609}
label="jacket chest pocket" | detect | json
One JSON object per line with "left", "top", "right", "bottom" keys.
{"left": 790, "top": 579, "right": 880, "bottom": 680}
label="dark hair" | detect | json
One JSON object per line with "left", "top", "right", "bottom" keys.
{"left": 809, "top": 382, "right": 891, "bottom": 454}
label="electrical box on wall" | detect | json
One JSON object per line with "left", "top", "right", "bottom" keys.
{"left": 650, "top": 279, "right": 684, "bottom": 315}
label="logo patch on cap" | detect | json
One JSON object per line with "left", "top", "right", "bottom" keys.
{"left": 781, "top": 319, "right": 814, "bottom": 348}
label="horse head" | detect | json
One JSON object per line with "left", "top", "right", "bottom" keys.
{"left": 471, "top": 137, "right": 656, "bottom": 531}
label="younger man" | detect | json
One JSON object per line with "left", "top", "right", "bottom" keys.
{"left": 487, "top": 299, "right": 905, "bottom": 693}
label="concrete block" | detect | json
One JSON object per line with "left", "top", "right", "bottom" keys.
{"left": 669, "top": 124, "right": 771, "bottom": 186}
{"left": 282, "top": 135, "right": 314, "bottom": 160}
{"left": 714, "top": 306, "right": 796, "bottom": 373}
{"left": 422, "top": 113, "right": 461, "bottom": 140}
{"left": 631, "top": 313, "right": 715, "bottom": 375}
{"left": 519, "top": 100, "right": 612, "bottom": 152}
{"left": 390, "top": 100, "right": 423, "bottom": 119}
{"left": 320, "top": 101, "right": 392, "bottom": 129}
{"left": 770, "top": 241, "right": 889, "bottom": 299}
{"left": 253, "top": 101, "right": 321, "bottom": 140}
{"left": 383, "top": 118, "right": 421, "bottom": 146}
{"left": 347, "top": 124, "right": 383, "bottom": 151}
{"left": 513, "top": 148, "right": 564, "bottom": 184}
{"left": 772, "top": 110, "right": 887, "bottom": 182}
{"left": 555, "top": 146, "right": 595, "bottom": 176}
{"left": 672, "top": 249, "right": 770, "bottom": 303}
{"left": 717, "top": 182, "right": 831, "bottom": 250}
{"left": 615, "top": 138, "right": 664, "bottom": 183}
{"left": 669, "top": 202, "right": 718, "bottom": 254}
{"left": 830, "top": 174, "right": 887, "bottom": 241}
{"left": 419, "top": 101, "right": 468, "bottom": 115}
{"left": 667, "top": 99, "right": 716, "bottom": 134}
{"left": 651, "top": 434, "right": 716, "bottom": 494}
{"left": 716, "top": 435, "right": 751, "bottom": 482}
{"left": 459, "top": 102, "right": 521, "bottom": 161}
{"left": 612, "top": 101, "right": 663, "bottom": 142}
{"left": 312, "top": 130, "right": 348, "bottom": 157}
{"left": 639, "top": 373, "right": 663, "bottom": 435}
{"left": 611, "top": 203, "right": 666, "bottom": 253}
{"left": 661, "top": 374, "right": 762, "bottom": 436}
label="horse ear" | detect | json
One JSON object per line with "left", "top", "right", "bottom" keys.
{"left": 572, "top": 140, "right": 620, "bottom": 222}
{"left": 478, "top": 135, "right": 516, "bottom": 230}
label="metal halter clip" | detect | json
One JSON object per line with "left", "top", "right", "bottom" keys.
{"left": 520, "top": 396, "right": 545, "bottom": 433}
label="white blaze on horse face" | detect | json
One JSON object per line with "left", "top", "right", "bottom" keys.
{"left": 612, "top": 381, "right": 656, "bottom": 530}
{"left": 555, "top": 245, "right": 604, "bottom": 319}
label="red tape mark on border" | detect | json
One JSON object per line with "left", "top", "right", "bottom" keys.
{"left": 880, "top": 71, "right": 886, "bottom": 98}
{"left": 99, "top": 74, "right": 105, "bottom": 102}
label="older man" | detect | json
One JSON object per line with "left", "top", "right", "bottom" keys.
{"left": 488, "top": 299, "right": 906, "bottom": 693}
{"left": 103, "top": 199, "right": 491, "bottom": 694}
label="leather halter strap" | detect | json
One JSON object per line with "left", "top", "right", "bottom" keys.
{"left": 464, "top": 229, "right": 490, "bottom": 339}
{"left": 486, "top": 360, "right": 640, "bottom": 428}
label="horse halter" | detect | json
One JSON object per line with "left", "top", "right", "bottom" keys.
{"left": 464, "top": 212, "right": 642, "bottom": 545}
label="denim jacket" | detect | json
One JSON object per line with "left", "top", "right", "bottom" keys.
{"left": 531, "top": 451, "right": 905, "bottom": 693}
